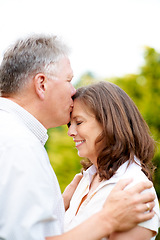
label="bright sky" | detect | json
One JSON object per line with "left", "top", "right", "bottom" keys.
{"left": 0, "top": 0, "right": 160, "bottom": 83}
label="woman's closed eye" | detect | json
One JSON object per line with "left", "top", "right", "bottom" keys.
{"left": 76, "top": 121, "right": 83, "bottom": 125}
{"left": 67, "top": 121, "right": 71, "bottom": 128}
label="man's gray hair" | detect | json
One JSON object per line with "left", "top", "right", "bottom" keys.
{"left": 0, "top": 34, "right": 70, "bottom": 95}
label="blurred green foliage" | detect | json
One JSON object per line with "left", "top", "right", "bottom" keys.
{"left": 45, "top": 46, "right": 160, "bottom": 238}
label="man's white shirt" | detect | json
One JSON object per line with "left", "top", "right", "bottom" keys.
{"left": 0, "top": 98, "right": 65, "bottom": 240}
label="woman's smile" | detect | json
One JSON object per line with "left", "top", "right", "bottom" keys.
{"left": 74, "top": 140, "right": 85, "bottom": 148}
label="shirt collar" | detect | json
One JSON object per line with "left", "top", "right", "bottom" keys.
{"left": 107, "top": 157, "right": 141, "bottom": 183}
{"left": 0, "top": 98, "right": 48, "bottom": 145}
{"left": 83, "top": 157, "right": 141, "bottom": 187}
{"left": 83, "top": 165, "right": 97, "bottom": 183}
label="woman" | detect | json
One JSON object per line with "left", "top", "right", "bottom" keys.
{"left": 64, "top": 81, "right": 160, "bottom": 239}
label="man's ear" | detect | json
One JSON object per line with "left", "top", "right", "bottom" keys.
{"left": 34, "top": 73, "right": 47, "bottom": 100}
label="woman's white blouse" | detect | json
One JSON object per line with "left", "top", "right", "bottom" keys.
{"left": 65, "top": 158, "right": 160, "bottom": 239}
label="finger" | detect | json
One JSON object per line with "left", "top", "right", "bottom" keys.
{"left": 138, "top": 201, "right": 155, "bottom": 213}
{"left": 136, "top": 210, "right": 155, "bottom": 223}
{"left": 72, "top": 173, "right": 83, "bottom": 185}
{"left": 144, "top": 201, "right": 155, "bottom": 212}
{"left": 112, "top": 178, "right": 133, "bottom": 191}
{"left": 139, "top": 191, "right": 156, "bottom": 204}
{"left": 126, "top": 181, "right": 153, "bottom": 194}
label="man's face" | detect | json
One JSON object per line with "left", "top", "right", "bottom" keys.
{"left": 44, "top": 57, "right": 76, "bottom": 128}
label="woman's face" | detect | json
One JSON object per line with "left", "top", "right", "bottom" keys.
{"left": 68, "top": 99, "right": 102, "bottom": 165}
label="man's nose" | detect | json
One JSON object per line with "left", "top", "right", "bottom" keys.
{"left": 71, "top": 85, "right": 76, "bottom": 97}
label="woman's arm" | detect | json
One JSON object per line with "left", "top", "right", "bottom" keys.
{"left": 109, "top": 226, "right": 154, "bottom": 240}
{"left": 62, "top": 173, "right": 83, "bottom": 211}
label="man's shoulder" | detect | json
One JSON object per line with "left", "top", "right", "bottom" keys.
{"left": 0, "top": 110, "right": 39, "bottom": 146}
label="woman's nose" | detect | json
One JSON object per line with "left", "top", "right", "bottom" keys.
{"left": 68, "top": 125, "right": 77, "bottom": 137}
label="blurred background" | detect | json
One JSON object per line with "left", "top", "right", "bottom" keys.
{"left": 0, "top": 0, "right": 160, "bottom": 238}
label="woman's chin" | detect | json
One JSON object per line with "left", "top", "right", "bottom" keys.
{"left": 77, "top": 151, "right": 85, "bottom": 158}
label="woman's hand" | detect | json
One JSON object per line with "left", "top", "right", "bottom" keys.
{"left": 62, "top": 173, "right": 83, "bottom": 211}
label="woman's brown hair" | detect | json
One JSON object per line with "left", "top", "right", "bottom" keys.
{"left": 72, "top": 81, "right": 155, "bottom": 181}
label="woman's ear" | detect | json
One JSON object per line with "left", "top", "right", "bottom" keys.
{"left": 34, "top": 73, "right": 47, "bottom": 100}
